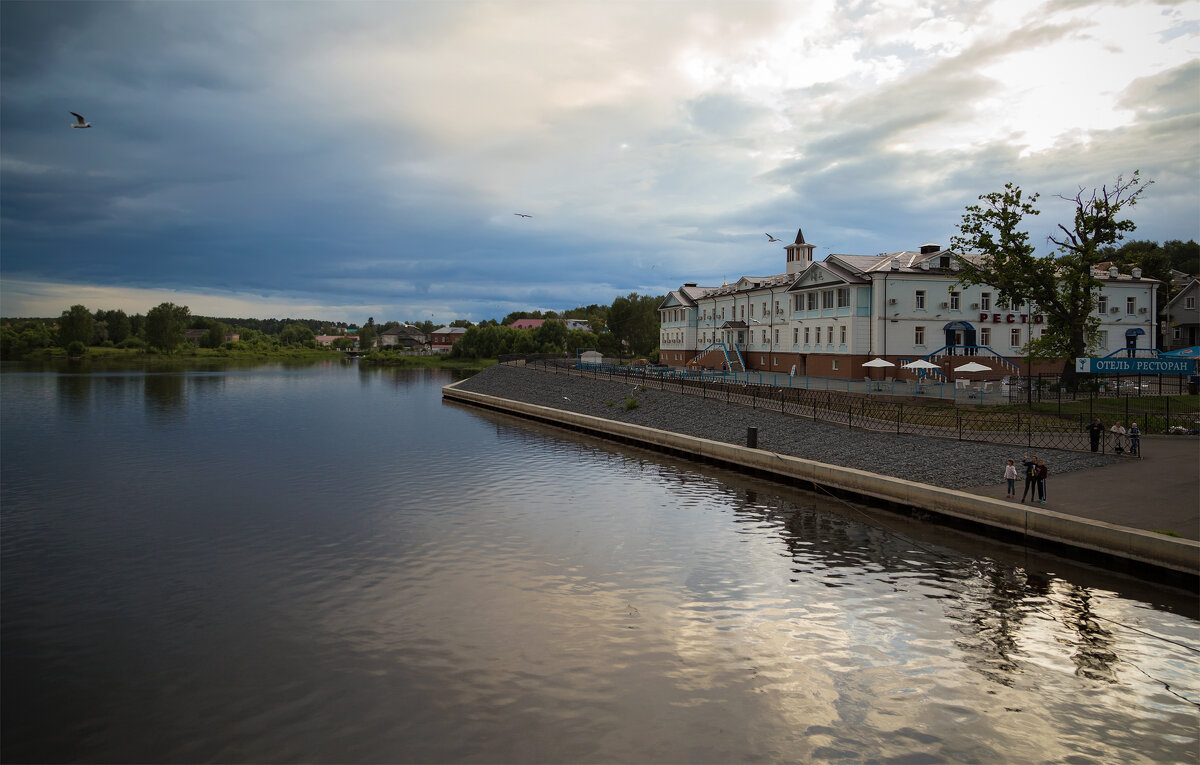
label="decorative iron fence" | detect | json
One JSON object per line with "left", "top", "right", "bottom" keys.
{"left": 519, "top": 358, "right": 1199, "bottom": 452}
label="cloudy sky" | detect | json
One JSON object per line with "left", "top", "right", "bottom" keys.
{"left": 2, "top": 0, "right": 1197, "bottom": 324}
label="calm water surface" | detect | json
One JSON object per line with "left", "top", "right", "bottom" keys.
{"left": 2, "top": 360, "right": 1197, "bottom": 763}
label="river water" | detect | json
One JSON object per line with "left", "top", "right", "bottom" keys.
{"left": 2, "top": 360, "right": 1197, "bottom": 763}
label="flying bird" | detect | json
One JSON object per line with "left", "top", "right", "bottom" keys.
{"left": 69, "top": 112, "right": 92, "bottom": 128}
{"left": 765, "top": 233, "right": 780, "bottom": 242}
{"left": 514, "top": 213, "right": 532, "bottom": 218}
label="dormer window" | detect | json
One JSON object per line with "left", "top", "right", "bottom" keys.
{"left": 939, "top": 256, "right": 950, "bottom": 268}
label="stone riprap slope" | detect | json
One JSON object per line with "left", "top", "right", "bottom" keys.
{"left": 453, "top": 364, "right": 1118, "bottom": 490}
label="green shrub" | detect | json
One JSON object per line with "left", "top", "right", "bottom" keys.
{"left": 625, "top": 397, "right": 639, "bottom": 410}
{"left": 66, "top": 340, "right": 87, "bottom": 357}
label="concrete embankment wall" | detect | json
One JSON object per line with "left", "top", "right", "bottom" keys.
{"left": 443, "top": 381, "right": 1200, "bottom": 580}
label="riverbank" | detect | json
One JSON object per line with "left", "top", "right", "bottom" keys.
{"left": 447, "top": 364, "right": 1199, "bottom": 579}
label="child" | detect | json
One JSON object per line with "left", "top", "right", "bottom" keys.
{"left": 1129, "top": 422, "right": 1141, "bottom": 456}
{"left": 1004, "top": 459, "right": 1018, "bottom": 499}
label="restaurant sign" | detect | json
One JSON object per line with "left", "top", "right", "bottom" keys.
{"left": 1075, "top": 357, "right": 1194, "bottom": 374}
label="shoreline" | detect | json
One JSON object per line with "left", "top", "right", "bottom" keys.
{"left": 445, "top": 364, "right": 1199, "bottom": 581}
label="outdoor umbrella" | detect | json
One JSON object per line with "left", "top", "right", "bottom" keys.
{"left": 902, "top": 359, "right": 940, "bottom": 370}
{"left": 862, "top": 358, "right": 895, "bottom": 367}
{"left": 953, "top": 361, "right": 992, "bottom": 373}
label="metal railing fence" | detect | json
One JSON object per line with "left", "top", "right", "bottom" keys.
{"left": 516, "top": 358, "right": 1198, "bottom": 452}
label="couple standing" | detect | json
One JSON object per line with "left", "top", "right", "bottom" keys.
{"left": 1004, "top": 455, "right": 1047, "bottom": 503}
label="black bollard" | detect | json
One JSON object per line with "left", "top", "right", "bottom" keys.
{"left": 747, "top": 426, "right": 758, "bottom": 449}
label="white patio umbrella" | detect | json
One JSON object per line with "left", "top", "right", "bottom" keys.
{"left": 902, "top": 359, "right": 940, "bottom": 370}
{"left": 953, "top": 361, "right": 992, "bottom": 373}
{"left": 862, "top": 358, "right": 895, "bottom": 368}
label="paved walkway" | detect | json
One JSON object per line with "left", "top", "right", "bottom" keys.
{"left": 962, "top": 436, "right": 1200, "bottom": 541}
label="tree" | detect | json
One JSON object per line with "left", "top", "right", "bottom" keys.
{"left": 145, "top": 302, "right": 191, "bottom": 352}
{"left": 358, "top": 317, "right": 377, "bottom": 349}
{"left": 205, "top": 321, "right": 232, "bottom": 348}
{"left": 605, "top": 293, "right": 661, "bottom": 357}
{"left": 106, "top": 309, "right": 131, "bottom": 345}
{"left": 58, "top": 304, "right": 95, "bottom": 348}
{"left": 279, "top": 323, "right": 316, "bottom": 346}
{"left": 533, "top": 319, "right": 567, "bottom": 352}
{"left": 951, "top": 172, "right": 1151, "bottom": 386}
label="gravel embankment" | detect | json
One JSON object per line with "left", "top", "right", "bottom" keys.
{"left": 453, "top": 364, "right": 1120, "bottom": 490}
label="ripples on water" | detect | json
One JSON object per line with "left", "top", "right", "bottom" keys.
{"left": 1, "top": 361, "right": 1197, "bottom": 763}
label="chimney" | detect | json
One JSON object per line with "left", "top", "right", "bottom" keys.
{"left": 1109, "top": 267, "right": 1119, "bottom": 279}
{"left": 919, "top": 243, "right": 940, "bottom": 254}
{"left": 1131, "top": 268, "right": 1142, "bottom": 279}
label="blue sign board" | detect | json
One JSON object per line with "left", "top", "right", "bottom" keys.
{"left": 1075, "top": 357, "right": 1195, "bottom": 374}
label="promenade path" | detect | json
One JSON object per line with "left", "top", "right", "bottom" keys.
{"left": 962, "top": 436, "right": 1200, "bottom": 541}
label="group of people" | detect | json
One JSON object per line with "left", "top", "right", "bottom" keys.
{"left": 1004, "top": 455, "right": 1048, "bottom": 503}
{"left": 1085, "top": 418, "right": 1141, "bottom": 455}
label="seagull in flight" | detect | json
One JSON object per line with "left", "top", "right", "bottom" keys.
{"left": 69, "top": 112, "right": 92, "bottom": 129}
{"left": 765, "top": 233, "right": 780, "bottom": 242}
{"left": 514, "top": 213, "right": 532, "bottom": 218}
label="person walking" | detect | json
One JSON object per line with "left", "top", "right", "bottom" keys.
{"left": 1004, "top": 459, "right": 1018, "bottom": 499}
{"left": 1086, "top": 418, "right": 1105, "bottom": 452}
{"left": 1128, "top": 422, "right": 1141, "bottom": 456}
{"left": 1020, "top": 454, "right": 1039, "bottom": 503}
{"left": 1036, "top": 457, "right": 1049, "bottom": 503}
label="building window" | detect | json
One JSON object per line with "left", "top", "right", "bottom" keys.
{"left": 914, "top": 326, "right": 925, "bottom": 345}
{"left": 804, "top": 327, "right": 810, "bottom": 344}
{"left": 749, "top": 302, "right": 754, "bottom": 319}
{"left": 807, "top": 293, "right": 818, "bottom": 311}
{"left": 827, "top": 326, "right": 833, "bottom": 344}
{"left": 915, "top": 290, "right": 925, "bottom": 310}
{"left": 1126, "top": 296, "right": 1136, "bottom": 314}
{"left": 1186, "top": 296, "right": 1196, "bottom": 310}
{"left": 1097, "top": 295, "right": 1108, "bottom": 314}
{"left": 1094, "top": 330, "right": 1108, "bottom": 349}
{"left": 980, "top": 292, "right": 991, "bottom": 311}
{"left": 839, "top": 325, "right": 846, "bottom": 344}
{"left": 761, "top": 329, "right": 767, "bottom": 343}
{"left": 837, "top": 288, "right": 850, "bottom": 307}
{"left": 773, "top": 356, "right": 779, "bottom": 366}
{"left": 950, "top": 291, "right": 961, "bottom": 310}
{"left": 822, "top": 290, "right": 834, "bottom": 309}
{"left": 980, "top": 327, "right": 991, "bottom": 347}
{"left": 794, "top": 295, "right": 802, "bottom": 312}
{"left": 773, "top": 329, "right": 779, "bottom": 344}
{"left": 832, "top": 359, "right": 839, "bottom": 371}
{"left": 762, "top": 301, "right": 767, "bottom": 316}
{"left": 1174, "top": 326, "right": 1182, "bottom": 339}
{"left": 1011, "top": 328, "right": 1021, "bottom": 346}
{"left": 793, "top": 328, "right": 798, "bottom": 344}
{"left": 774, "top": 300, "right": 781, "bottom": 315}
{"left": 814, "top": 327, "right": 820, "bottom": 344}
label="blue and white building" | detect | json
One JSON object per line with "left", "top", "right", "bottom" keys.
{"left": 659, "top": 228, "right": 1160, "bottom": 379}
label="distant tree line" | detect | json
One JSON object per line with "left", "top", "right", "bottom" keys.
{"left": 0, "top": 302, "right": 360, "bottom": 359}
{"left": 450, "top": 292, "right": 662, "bottom": 360}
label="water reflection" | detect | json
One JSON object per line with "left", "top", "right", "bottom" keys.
{"left": 144, "top": 373, "right": 186, "bottom": 422}
{"left": 3, "top": 363, "right": 1198, "bottom": 763}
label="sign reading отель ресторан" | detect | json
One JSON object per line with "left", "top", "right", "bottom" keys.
{"left": 1075, "top": 358, "right": 1195, "bottom": 374}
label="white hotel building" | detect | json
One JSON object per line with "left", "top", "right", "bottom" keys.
{"left": 658, "top": 228, "right": 1159, "bottom": 379}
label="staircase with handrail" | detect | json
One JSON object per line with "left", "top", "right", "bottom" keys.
{"left": 687, "top": 342, "right": 746, "bottom": 372}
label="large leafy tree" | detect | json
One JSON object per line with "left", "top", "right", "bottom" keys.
{"left": 145, "top": 302, "right": 191, "bottom": 352}
{"left": 606, "top": 292, "right": 661, "bottom": 357}
{"left": 58, "top": 304, "right": 95, "bottom": 348}
{"left": 950, "top": 172, "right": 1151, "bottom": 385}
{"left": 279, "top": 323, "right": 316, "bottom": 346}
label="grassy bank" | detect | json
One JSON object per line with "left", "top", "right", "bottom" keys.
{"left": 358, "top": 349, "right": 496, "bottom": 369}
